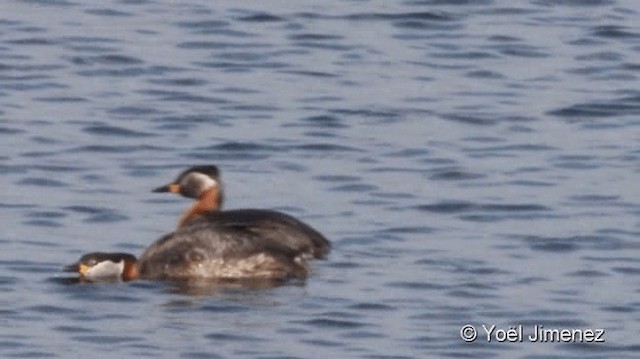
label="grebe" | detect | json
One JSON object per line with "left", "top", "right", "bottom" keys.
{"left": 152, "top": 165, "right": 330, "bottom": 259}
{"left": 64, "top": 223, "right": 308, "bottom": 282}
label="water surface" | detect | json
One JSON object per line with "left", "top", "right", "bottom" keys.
{"left": 1, "top": 0, "right": 639, "bottom": 358}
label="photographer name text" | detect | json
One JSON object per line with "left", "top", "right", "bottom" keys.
{"left": 460, "top": 324, "right": 605, "bottom": 343}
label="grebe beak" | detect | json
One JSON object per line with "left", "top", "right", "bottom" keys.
{"left": 63, "top": 262, "right": 90, "bottom": 276}
{"left": 152, "top": 183, "right": 181, "bottom": 193}
{"left": 63, "top": 263, "right": 79, "bottom": 272}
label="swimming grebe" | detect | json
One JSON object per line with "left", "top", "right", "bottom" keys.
{"left": 152, "top": 165, "right": 330, "bottom": 259}
{"left": 64, "top": 224, "right": 308, "bottom": 282}
{"left": 64, "top": 252, "right": 138, "bottom": 282}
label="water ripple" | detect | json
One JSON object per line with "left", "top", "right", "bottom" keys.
{"left": 236, "top": 13, "right": 285, "bottom": 23}
{"left": 18, "top": 177, "right": 68, "bottom": 188}
{"left": 84, "top": 8, "right": 133, "bottom": 17}
{"left": 83, "top": 125, "right": 155, "bottom": 137}
{"left": 592, "top": 25, "right": 640, "bottom": 39}
{"left": 416, "top": 201, "right": 550, "bottom": 214}
{"left": 69, "top": 54, "right": 143, "bottom": 66}
{"left": 299, "top": 318, "right": 366, "bottom": 330}
{"left": 62, "top": 205, "right": 129, "bottom": 223}
{"left": 521, "top": 235, "right": 621, "bottom": 253}
{"left": 549, "top": 95, "right": 640, "bottom": 121}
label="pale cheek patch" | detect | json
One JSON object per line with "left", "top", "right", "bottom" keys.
{"left": 182, "top": 173, "right": 218, "bottom": 197}
{"left": 85, "top": 260, "right": 125, "bottom": 281}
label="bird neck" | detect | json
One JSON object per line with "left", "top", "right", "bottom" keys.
{"left": 122, "top": 259, "right": 139, "bottom": 281}
{"left": 178, "top": 187, "right": 222, "bottom": 228}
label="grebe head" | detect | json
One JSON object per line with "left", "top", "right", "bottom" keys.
{"left": 153, "top": 166, "right": 225, "bottom": 227}
{"left": 152, "top": 165, "right": 222, "bottom": 200}
{"left": 64, "top": 252, "right": 138, "bottom": 282}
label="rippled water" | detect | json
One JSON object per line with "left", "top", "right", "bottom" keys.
{"left": 2, "top": 0, "right": 639, "bottom": 358}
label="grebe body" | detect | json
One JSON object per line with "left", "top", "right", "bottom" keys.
{"left": 152, "top": 165, "right": 330, "bottom": 259}
{"left": 65, "top": 224, "right": 307, "bottom": 282}
{"left": 138, "top": 221, "right": 307, "bottom": 280}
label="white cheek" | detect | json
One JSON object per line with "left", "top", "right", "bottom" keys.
{"left": 86, "top": 260, "right": 124, "bottom": 281}
{"left": 184, "top": 173, "right": 217, "bottom": 194}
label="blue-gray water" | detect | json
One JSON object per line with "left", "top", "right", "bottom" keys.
{"left": 1, "top": 0, "right": 639, "bottom": 358}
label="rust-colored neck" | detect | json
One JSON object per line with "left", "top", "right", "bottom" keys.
{"left": 122, "top": 259, "right": 139, "bottom": 281}
{"left": 177, "top": 187, "right": 221, "bottom": 228}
